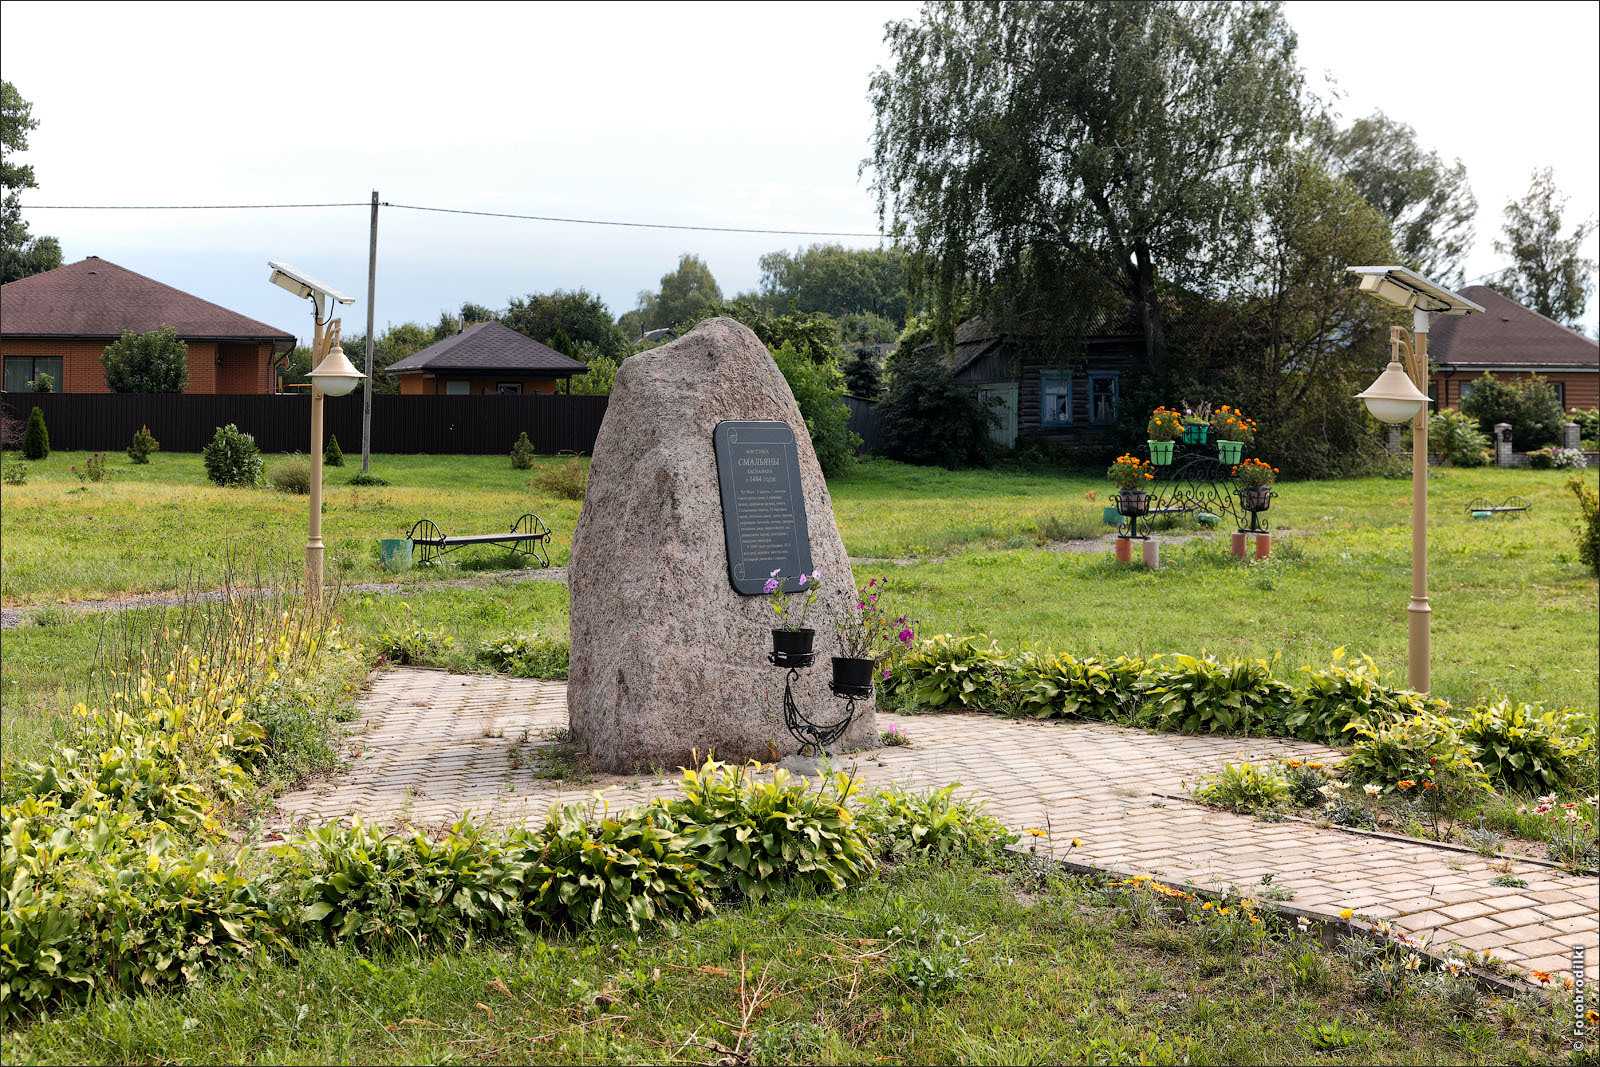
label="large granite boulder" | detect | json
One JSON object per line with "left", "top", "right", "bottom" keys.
{"left": 568, "top": 318, "right": 875, "bottom": 773}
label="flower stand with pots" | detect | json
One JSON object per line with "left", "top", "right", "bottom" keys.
{"left": 1211, "top": 406, "right": 1257, "bottom": 466}
{"left": 1231, "top": 458, "right": 1277, "bottom": 559}
{"left": 1146, "top": 407, "right": 1184, "bottom": 465}
{"left": 1108, "top": 453, "right": 1157, "bottom": 559}
{"left": 764, "top": 574, "right": 915, "bottom": 760}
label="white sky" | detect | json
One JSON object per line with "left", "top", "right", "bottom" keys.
{"left": 2, "top": 0, "right": 1596, "bottom": 344}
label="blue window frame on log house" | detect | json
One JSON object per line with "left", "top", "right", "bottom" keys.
{"left": 1040, "top": 370, "right": 1072, "bottom": 427}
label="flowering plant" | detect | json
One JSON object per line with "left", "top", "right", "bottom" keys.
{"left": 72, "top": 452, "right": 109, "bottom": 484}
{"left": 1146, "top": 407, "right": 1185, "bottom": 442}
{"left": 763, "top": 568, "right": 821, "bottom": 631}
{"left": 1210, "top": 405, "right": 1256, "bottom": 444}
{"left": 1532, "top": 793, "right": 1598, "bottom": 871}
{"left": 1107, "top": 454, "right": 1155, "bottom": 491}
{"left": 1231, "top": 458, "right": 1277, "bottom": 488}
{"left": 834, "top": 576, "right": 915, "bottom": 670}
{"left": 1180, "top": 400, "right": 1212, "bottom": 423}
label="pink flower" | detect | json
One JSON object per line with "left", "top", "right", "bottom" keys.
{"left": 797, "top": 573, "right": 808, "bottom": 587}
{"left": 898, "top": 628, "right": 913, "bottom": 643}
{"left": 763, "top": 577, "right": 780, "bottom": 594}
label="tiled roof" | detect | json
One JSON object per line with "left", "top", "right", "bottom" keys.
{"left": 0, "top": 258, "right": 294, "bottom": 342}
{"left": 1429, "top": 286, "right": 1599, "bottom": 370}
{"left": 945, "top": 305, "right": 1142, "bottom": 375}
{"left": 385, "top": 321, "right": 589, "bottom": 375}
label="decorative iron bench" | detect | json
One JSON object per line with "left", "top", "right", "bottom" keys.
{"left": 405, "top": 513, "right": 552, "bottom": 567}
{"left": 1465, "top": 496, "right": 1531, "bottom": 518}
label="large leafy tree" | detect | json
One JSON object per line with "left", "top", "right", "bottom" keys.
{"left": 1313, "top": 110, "right": 1476, "bottom": 283}
{"left": 757, "top": 244, "right": 910, "bottom": 324}
{"left": 1219, "top": 153, "right": 1398, "bottom": 475}
{"left": 1, "top": 81, "right": 62, "bottom": 283}
{"left": 869, "top": 1, "right": 1303, "bottom": 369}
{"left": 317, "top": 321, "right": 435, "bottom": 394}
{"left": 502, "top": 289, "right": 629, "bottom": 360}
{"left": 101, "top": 326, "right": 190, "bottom": 393}
{"left": 1493, "top": 168, "right": 1596, "bottom": 327}
{"left": 628, "top": 254, "right": 723, "bottom": 334}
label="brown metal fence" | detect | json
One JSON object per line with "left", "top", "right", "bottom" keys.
{"left": 0, "top": 392, "right": 610, "bottom": 455}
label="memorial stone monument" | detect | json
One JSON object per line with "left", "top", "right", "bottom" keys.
{"left": 568, "top": 318, "right": 876, "bottom": 773}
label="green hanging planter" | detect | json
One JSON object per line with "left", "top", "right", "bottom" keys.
{"left": 1217, "top": 440, "right": 1244, "bottom": 464}
{"left": 1148, "top": 440, "right": 1175, "bottom": 465}
{"left": 1182, "top": 421, "right": 1210, "bottom": 445}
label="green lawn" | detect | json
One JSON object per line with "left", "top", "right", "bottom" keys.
{"left": 4, "top": 455, "right": 1596, "bottom": 763}
{"left": 1, "top": 857, "right": 1577, "bottom": 1066}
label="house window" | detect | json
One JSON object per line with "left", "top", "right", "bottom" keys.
{"left": 496, "top": 382, "right": 523, "bottom": 395}
{"left": 444, "top": 380, "right": 471, "bottom": 395}
{"left": 4, "top": 355, "right": 64, "bottom": 392}
{"left": 1040, "top": 371, "right": 1071, "bottom": 427}
{"left": 1551, "top": 381, "right": 1565, "bottom": 408}
{"left": 1088, "top": 373, "right": 1118, "bottom": 424}
{"left": 1458, "top": 380, "right": 1477, "bottom": 404}
{"left": 1427, "top": 381, "right": 1438, "bottom": 410}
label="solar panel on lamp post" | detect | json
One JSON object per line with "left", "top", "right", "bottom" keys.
{"left": 268, "top": 261, "right": 362, "bottom": 600}
{"left": 1347, "top": 266, "right": 1485, "bottom": 695}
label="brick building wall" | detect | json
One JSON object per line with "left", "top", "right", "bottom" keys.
{"left": 0, "top": 337, "right": 276, "bottom": 394}
{"left": 397, "top": 373, "right": 562, "bottom": 396}
{"left": 1430, "top": 369, "right": 1599, "bottom": 412}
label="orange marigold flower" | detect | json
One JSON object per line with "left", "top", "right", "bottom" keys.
{"left": 1532, "top": 969, "right": 1552, "bottom": 984}
{"left": 1396, "top": 780, "right": 1415, "bottom": 790}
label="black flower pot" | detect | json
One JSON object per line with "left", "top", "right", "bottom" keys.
{"left": 1115, "top": 489, "right": 1150, "bottom": 517}
{"left": 771, "top": 628, "right": 815, "bottom": 668}
{"left": 831, "top": 656, "right": 876, "bottom": 698}
{"left": 1238, "top": 486, "right": 1273, "bottom": 512}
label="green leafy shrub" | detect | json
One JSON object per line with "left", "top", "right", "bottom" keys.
{"left": 1339, "top": 714, "right": 1484, "bottom": 792}
{"left": 651, "top": 760, "right": 874, "bottom": 901}
{"left": 348, "top": 471, "right": 390, "bottom": 487}
{"left": 1460, "top": 372, "right": 1565, "bottom": 450}
{"left": 569, "top": 353, "right": 617, "bottom": 395}
{"left": 878, "top": 349, "right": 995, "bottom": 469}
{"left": 1426, "top": 409, "right": 1489, "bottom": 467}
{"left": 1, "top": 803, "right": 279, "bottom": 1021}
{"left": 1284, "top": 650, "right": 1435, "bottom": 743}
{"left": 22, "top": 405, "right": 48, "bottom": 460}
{"left": 268, "top": 454, "right": 312, "bottom": 494}
{"left": 1526, "top": 448, "right": 1556, "bottom": 470}
{"left": 323, "top": 434, "right": 344, "bottom": 467}
{"left": 885, "top": 634, "right": 1015, "bottom": 711}
{"left": 1, "top": 454, "right": 25, "bottom": 485}
{"left": 1569, "top": 475, "right": 1598, "bottom": 574}
{"left": 374, "top": 612, "right": 453, "bottom": 665}
{"left": 99, "top": 325, "right": 190, "bottom": 393}
{"left": 202, "top": 424, "right": 265, "bottom": 487}
{"left": 1134, "top": 654, "right": 1292, "bottom": 735}
{"left": 475, "top": 631, "right": 569, "bottom": 678}
{"left": 771, "top": 341, "right": 858, "bottom": 477}
{"left": 1281, "top": 759, "right": 1332, "bottom": 806}
{"left": 27, "top": 372, "right": 54, "bottom": 392}
{"left": 1193, "top": 761, "right": 1290, "bottom": 813}
{"left": 1014, "top": 650, "right": 1144, "bottom": 721}
{"left": 510, "top": 431, "right": 537, "bottom": 470}
{"left": 530, "top": 454, "right": 587, "bottom": 499}
{"left": 858, "top": 784, "right": 1017, "bottom": 861}
{"left": 1572, "top": 407, "right": 1599, "bottom": 446}
{"left": 1457, "top": 700, "right": 1581, "bottom": 795}
{"left": 127, "top": 424, "right": 159, "bottom": 464}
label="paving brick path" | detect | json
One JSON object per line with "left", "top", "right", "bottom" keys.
{"left": 276, "top": 668, "right": 1598, "bottom": 982}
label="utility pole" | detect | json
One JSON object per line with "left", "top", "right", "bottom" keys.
{"left": 361, "top": 189, "right": 379, "bottom": 473}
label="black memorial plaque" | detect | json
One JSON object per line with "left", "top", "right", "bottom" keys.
{"left": 714, "top": 421, "right": 814, "bottom": 595}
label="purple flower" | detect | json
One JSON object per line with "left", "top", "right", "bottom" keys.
{"left": 882, "top": 666, "right": 891, "bottom": 679}
{"left": 770, "top": 568, "right": 781, "bottom": 577}
{"left": 887, "top": 723, "right": 898, "bottom": 734}
{"left": 763, "top": 577, "right": 780, "bottom": 594}
{"left": 797, "top": 573, "right": 808, "bottom": 587}
{"left": 898, "top": 627, "right": 913, "bottom": 643}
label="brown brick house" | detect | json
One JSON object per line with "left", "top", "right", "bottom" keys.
{"left": 0, "top": 257, "right": 295, "bottom": 393}
{"left": 1428, "top": 286, "right": 1599, "bottom": 412}
{"left": 385, "top": 321, "right": 588, "bottom": 395}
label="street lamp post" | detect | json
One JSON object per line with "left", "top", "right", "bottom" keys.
{"left": 1348, "top": 267, "right": 1484, "bottom": 694}
{"left": 268, "top": 262, "right": 363, "bottom": 600}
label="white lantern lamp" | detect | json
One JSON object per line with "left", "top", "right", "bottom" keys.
{"left": 308, "top": 340, "right": 365, "bottom": 397}
{"left": 1356, "top": 360, "right": 1429, "bottom": 425}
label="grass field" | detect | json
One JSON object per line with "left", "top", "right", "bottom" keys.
{"left": 2, "top": 856, "right": 1578, "bottom": 1066}
{"left": 5, "top": 452, "right": 1595, "bottom": 723}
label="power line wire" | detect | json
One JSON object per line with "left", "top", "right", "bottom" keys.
{"left": 19, "top": 198, "right": 886, "bottom": 238}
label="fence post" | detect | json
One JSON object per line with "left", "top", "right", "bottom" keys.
{"left": 1385, "top": 424, "right": 1403, "bottom": 454}
{"left": 1494, "top": 423, "right": 1513, "bottom": 467}
{"left": 1563, "top": 421, "right": 1581, "bottom": 451}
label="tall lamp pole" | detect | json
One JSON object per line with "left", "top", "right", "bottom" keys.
{"left": 1349, "top": 267, "right": 1484, "bottom": 694}
{"left": 268, "top": 262, "right": 364, "bottom": 600}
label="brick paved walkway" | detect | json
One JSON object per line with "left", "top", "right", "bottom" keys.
{"left": 276, "top": 668, "right": 1599, "bottom": 981}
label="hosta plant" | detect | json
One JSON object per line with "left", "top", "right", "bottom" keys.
{"left": 1457, "top": 699, "right": 1583, "bottom": 795}
{"left": 1192, "top": 760, "right": 1290, "bottom": 813}
{"left": 1014, "top": 650, "right": 1144, "bottom": 721}
{"left": 1134, "top": 654, "right": 1292, "bottom": 735}
{"left": 857, "top": 783, "right": 1016, "bottom": 861}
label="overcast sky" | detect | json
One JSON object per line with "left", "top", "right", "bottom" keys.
{"left": 3, "top": 0, "right": 1597, "bottom": 345}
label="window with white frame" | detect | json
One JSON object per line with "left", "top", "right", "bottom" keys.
{"left": 445, "top": 380, "right": 471, "bottom": 395}
{"left": 1040, "top": 371, "right": 1071, "bottom": 427}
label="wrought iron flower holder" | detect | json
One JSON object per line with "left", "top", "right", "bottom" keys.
{"left": 768, "top": 647, "right": 866, "bottom": 757}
